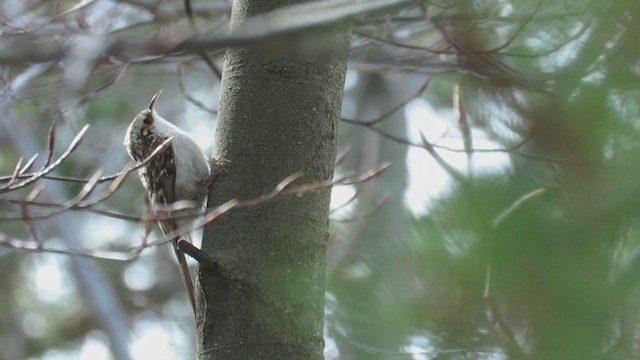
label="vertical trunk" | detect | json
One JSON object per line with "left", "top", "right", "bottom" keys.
{"left": 197, "top": 1, "right": 350, "bottom": 359}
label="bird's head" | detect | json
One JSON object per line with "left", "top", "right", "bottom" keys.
{"left": 124, "top": 90, "right": 164, "bottom": 160}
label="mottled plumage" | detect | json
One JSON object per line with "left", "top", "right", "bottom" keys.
{"left": 124, "top": 90, "right": 210, "bottom": 314}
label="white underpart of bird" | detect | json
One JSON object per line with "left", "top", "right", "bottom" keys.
{"left": 123, "top": 90, "right": 210, "bottom": 315}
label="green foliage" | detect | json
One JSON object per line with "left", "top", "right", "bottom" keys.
{"left": 328, "top": 1, "right": 640, "bottom": 358}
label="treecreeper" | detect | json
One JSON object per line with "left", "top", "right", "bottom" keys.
{"left": 124, "top": 90, "right": 210, "bottom": 315}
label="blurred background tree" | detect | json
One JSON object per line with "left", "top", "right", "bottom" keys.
{"left": 1, "top": 0, "right": 639, "bottom": 359}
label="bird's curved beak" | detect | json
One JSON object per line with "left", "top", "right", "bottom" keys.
{"left": 148, "top": 90, "right": 163, "bottom": 111}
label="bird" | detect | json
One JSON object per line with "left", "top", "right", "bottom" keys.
{"left": 124, "top": 90, "right": 210, "bottom": 314}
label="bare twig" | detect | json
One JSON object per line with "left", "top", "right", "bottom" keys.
{"left": 501, "top": 16, "right": 592, "bottom": 58}
{"left": 486, "top": 298, "right": 529, "bottom": 359}
{"left": 0, "top": 0, "right": 414, "bottom": 64}
{"left": 491, "top": 188, "right": 546, "bottom": 228}
{"left": 19, "top": 154, "right": 39, "bottom": 175}
{"left": 177, "top": 62, "right": 218, "bottom": 115}
{"left": 342, "top": 77, "right": 431, "bottom": 125}
{"left": 0, "top": 170, "right": 103, "bottom": 221}
{"left": 478, "top": 0, "right": 544, "bottom": 54}
{"left": 420, "top": 132, "right": 466, "bottom": 183}
{"left": 343, "top": 116, "right": 563, "bottom": 163}
{"left": 453, "top": 84, "right": 473, "bottom": 174}
{"left": 2, "top": 157, "right": 24, "bottom": 189}
{"left": 1, "top": 124, "right": 89, "bottom": 193}
{"left": 0, "top": 136, "right": 173, "bottom": 184}
{"left": 0, "top": 164, "right": 389, "bottom": 261}
{"left": 19, "top": 198, "right": 41, "bottom": 248}
{"left": 44, "top": 121, "right": 56, "bottom": 168}
{"left": 331, "top": 195, "right": 388, "bottom": 222}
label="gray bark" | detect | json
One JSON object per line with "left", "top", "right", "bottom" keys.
{"left": 196, "top": 1, "right": 350, "bottom": 359}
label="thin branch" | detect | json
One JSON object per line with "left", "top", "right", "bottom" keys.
{"left": 478, "top": 0, "right": 544, "bottom": 54}
{"left": 331, "top": 195, "right": 388, "bottom": 222}
{"left": 0, "top": 136, "right": 173, "bottom": 184}
{"left": 0, "top": 195, "right": 144, "bottom": 222}
{"left": 184, "top": 0, "right": 194, "bottom": 23}
{"left": 0, "top": 170, "right": 103, "bottom": 221}
{"left": 491, "top": 187, "right": 546, "bottom": 228}
{"left": 342, "top": 116, "right": 564, "bottom": 163}
{"left": 330, "top": 182, "right": 363, "bottom": 215}
{"left": 0, "top": 0, "right": 414, "bottom": 64}
{"left": 19, "top": 154, "right": 38, "bottom": 175}
{"left": 420, "top": 132, "right": 466, "bottom": 183}
{"left": 335, "top": 145, "right": 351, "bottom": 167}
{"left": 44, "top": 121, "right": 56, "bottom": 168}
{"left": 342, "top": 77, "right": 431, "bottom": 125}
{"left": 501, "top": 16, "right": 592, "bottom": 58}
{"left": 0, "top": 124, "right": 90, "bottom": 193}
{"left": 0, "top": 162, "right": 158, "bottom": 221}
{"left": 177, "top": 62, "right": 218, "bottom": 115}
{"left": 2, "top": 157, "right": 24, "bottom": 189}
{"left": 352, "top": 29, "right": 453, "bottom": 54}
{"left": 19, "top": 198, "right": 41, "bottom": 248}
{"left": 0, "top": 164, "right": 389, "bottom": 261}
{"left": 486, "top": 298, "right": 530, "bottom": 359}
{"left": 454, "top": 83, "right": 473, "bottom": 175}
{"left": 197, "top": 51, "right": 223, "bottom": 81}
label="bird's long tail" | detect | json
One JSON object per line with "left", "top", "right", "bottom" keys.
{"left": 172, "top": 240, "right": 196, "bottom": 315}
{"left": 159, "top": 219, "right": 197, "bottom": 315}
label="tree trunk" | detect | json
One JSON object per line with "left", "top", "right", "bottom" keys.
{"left": 196, "top": 1, "right": 350, "bottom": 358}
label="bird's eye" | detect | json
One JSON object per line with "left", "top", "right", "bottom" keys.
{"left": 143, "top": 115, "right": 152, "bottom": 125}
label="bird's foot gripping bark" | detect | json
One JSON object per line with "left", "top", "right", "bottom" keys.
{"left": 205, "top": 156, "right": 229, "bottom": 186}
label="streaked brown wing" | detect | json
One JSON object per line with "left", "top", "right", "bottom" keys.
{"left": 141, "top": 143, "right": 177, "bottom": 236}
